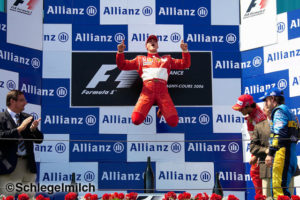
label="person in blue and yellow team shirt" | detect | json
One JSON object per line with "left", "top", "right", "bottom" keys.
{"left": 260, "top": 87, "right": 298, "bottom": 199}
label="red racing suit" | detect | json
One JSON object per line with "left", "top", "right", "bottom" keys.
{"left": 116, "top": 52, "right": 191, "bottom": 127}
{"left": 246, "top": 106, "right": 267, "bottom": 195}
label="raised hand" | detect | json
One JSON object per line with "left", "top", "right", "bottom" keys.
{"left": 117, "top": 40, "right": 126, "bottom": 53}
{"left": 30, "top": 118, "right": 41, "bottom": 132}
{"left": 180, "top": 40, "right": 188, "bottom": 52}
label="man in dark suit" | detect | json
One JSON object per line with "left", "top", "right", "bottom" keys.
{"left": 0, "top": 90, "right": 43, "bottom": 197}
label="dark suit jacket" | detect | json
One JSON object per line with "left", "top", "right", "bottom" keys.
{"left": 0, "top": 110, "right": 43, "bottom": 175}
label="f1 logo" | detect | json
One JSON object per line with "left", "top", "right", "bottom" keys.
{"left": 86, "top": 65, "right": 116, "bottom": 88}
{"left": 246, "top": 0, "right": 257, "bottom": 13}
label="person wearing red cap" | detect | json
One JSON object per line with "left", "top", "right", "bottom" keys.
{"left": 232, "top": 94, "right": 268, "bottom": 196}
{"left": 116, "top": 35, "right": 191, "bottom": 127}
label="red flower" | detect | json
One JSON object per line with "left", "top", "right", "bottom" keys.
{"left": 183, "top": 192, "right": 191, "bottom": 200}
{"left": 18, "top": 194, "right": 29, "bottom": 200}
{"left": 178, "top": 194, "right": 183, "bottom": 200}
{"left": 210, "top": 193, "right": 222, "bottom": 200}
{"left": 254, "top": 194, "right": 267, "bottom": 200}
{"left": 227, "top": 195, "right": 239, "bottom": 200}
{"left": 102, "top": 194, "right": 110, "bottom": 200}
{"left": 277, "top": 195, "right": 290, "bottom": 200}
{"left": 118, "top": 193, "right": 125, "bottom": 200}
{"left": 44, "top": 198, "right": 50, "bottom": 200}
{"left": 91, "top": 195, "right": 98, "bottom": 200}
{"left": 65, "top": 192, "right": 77, "bottom": 200}
{"left": 36, "top": 194, "right": 45, "bottom": 200}
{"left": 292, "top": 196, "right": 300, "bottom": 200}
{"left": 125, "top": 192, "right": 138, "bottom": 200}
{"left": 84, "top": 193, "right": 92, "bottom": 200}
{"left": 6, "top": 196, "right": 14, "bottom": 200}
{"left": 203, "top": 193, "right": 209, "bottom": 200}
{"left": 194, "top": 193, "right": 202, "bottom": 200}
{"left": 165, "top": 192, "right": 176, "bottom": 200}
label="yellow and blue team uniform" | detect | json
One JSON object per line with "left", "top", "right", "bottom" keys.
{"left": 269, "top": 104, "right": 298, "bottom": 198}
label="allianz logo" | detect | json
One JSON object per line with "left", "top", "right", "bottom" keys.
{"left": 129, "top": 142, "right": 182, "bottom": 153}
{"left": 74, "top": 32, "right": 125, "bottom": 43}
{"left": 158, "top": 7, "right": 208, "bottom": 17}
{"left": 131, "top": 33, "right": 181, "bottom": 43}
{"left": 42, "top": 171, "right": 95, "bottom": 182}
{"left": 0, "top": 80, "right": 17, "bottom": 91}
{"left": 158, "top": 170, "right": 211, "bottom": 182}
{"left": 186, "top": 33, "right": 236, "bottom": 44}
{"left": 267, "top": 49, "right": 300, "bottom": 63}
{"left": 34, "top": 143, "right": 67, "bottom": 153}
{"left": 187, "top": 142, "right": 239, "bottom": 153}
{"left": 219, "top": 171, "right": 251, "bottom": 181}
{"left": 101, "top": 171, "right": 142, "bottom": 181}
{"left": 46, "top": 5, "right": 97, "bottom": 16}
{"left": 215, "top": 56, "right": 262, "bottom": 69}
{"left": 72, "top": 142, "right": 124, "bottom": 154}
{"left": 44, "top": 115, "right": 96, "bottom": 126}
{"left": 44, "top": 32, "right": 69, "bottom": 42}
{"left": 102, "top": 114, "right": 152, "bottom": 125}
{"left": 21, "top": 83, "right": 67, "bottom": 98}
{"left": 159, "top": 114, "right": 210, "bottom": 125}
{"left": 244, "top": 79, "right": 287, "bottom": 95}
{"left": 103, "top": 6, "right": 153, "bottom": 16}
{"left": 0, "top": 49, "right": 40, "bottom": 68}
{"left": 0, "top": 23, "right": 6, "bottom": 32}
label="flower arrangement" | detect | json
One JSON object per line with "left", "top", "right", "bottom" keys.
{"left": 35, "top": 194, "right": 50, "bottom": 200}
{"left": 18, "top": 194, "right": 29, "bottom": 200}
{"left": 101, "top": 192, "right": 136, "bottom": 200}
{"left": 65, "top": 192, "right": 78, "bottom": 200}
{"left": 83, "top": 193, "right": 98, "bottom": 200}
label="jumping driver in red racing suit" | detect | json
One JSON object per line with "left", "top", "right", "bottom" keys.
{"left": 116, "top": 35, "right": 191, "bottom": 127}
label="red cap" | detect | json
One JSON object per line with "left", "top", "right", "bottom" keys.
{"left": 232, "top": 94, "right": 254, "bottom": 111}
{"left": 146, "top": 35, "right": 158, "bottom": 44}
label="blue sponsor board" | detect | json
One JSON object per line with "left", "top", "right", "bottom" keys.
{"left": 156, "top": 107, "right": 212, "bottom": 134}
{"left": 241, "top": 47, "right": 264, "bottom": 79}
{"left": 156, "top": 0, "right": 210, "bottom": 25}
{"left": 98, "top": 162, "right": 154, "bottom": 190}
{"left": 184, "top": 25, "right": 239, "bottom": 51}
{"left": 0, "top": 42, "right": 42, "bottom": 74}
{"left": 213, "top": 51, "right": 241, "bottom": 78}
{"left": 70, "top": 134, "right": 126, "bottom": 162}
{"left": 42, "top": 79, "right": 69, "bottom": 107}
{"left": 242, "top": 70, "right": 290, "bottom": 103}
{"left": 44, "top": 0, "right": 99, "bottom": 24}
{"left": 72, "top": 25, "right": 127, "bottom": 51}
{"left": 185, "top": 134, "right": 243, "bottom": 162}
{"left": 287, "top": 9, "right": 300, "bottom": 40}
{"left": 0, "top": 12, "right": 6, "bottom": 42}
{"left": 19, "top": 71, "right": 42, "bottom": 105}
{"left": 214, "top": 161, "right": 246, "bottom": 192}
{"left": 41, "top": 107, "right": 99, "bottom": 134}
{"left": 211, "top": 26, "right": 239, "bottom": 52}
